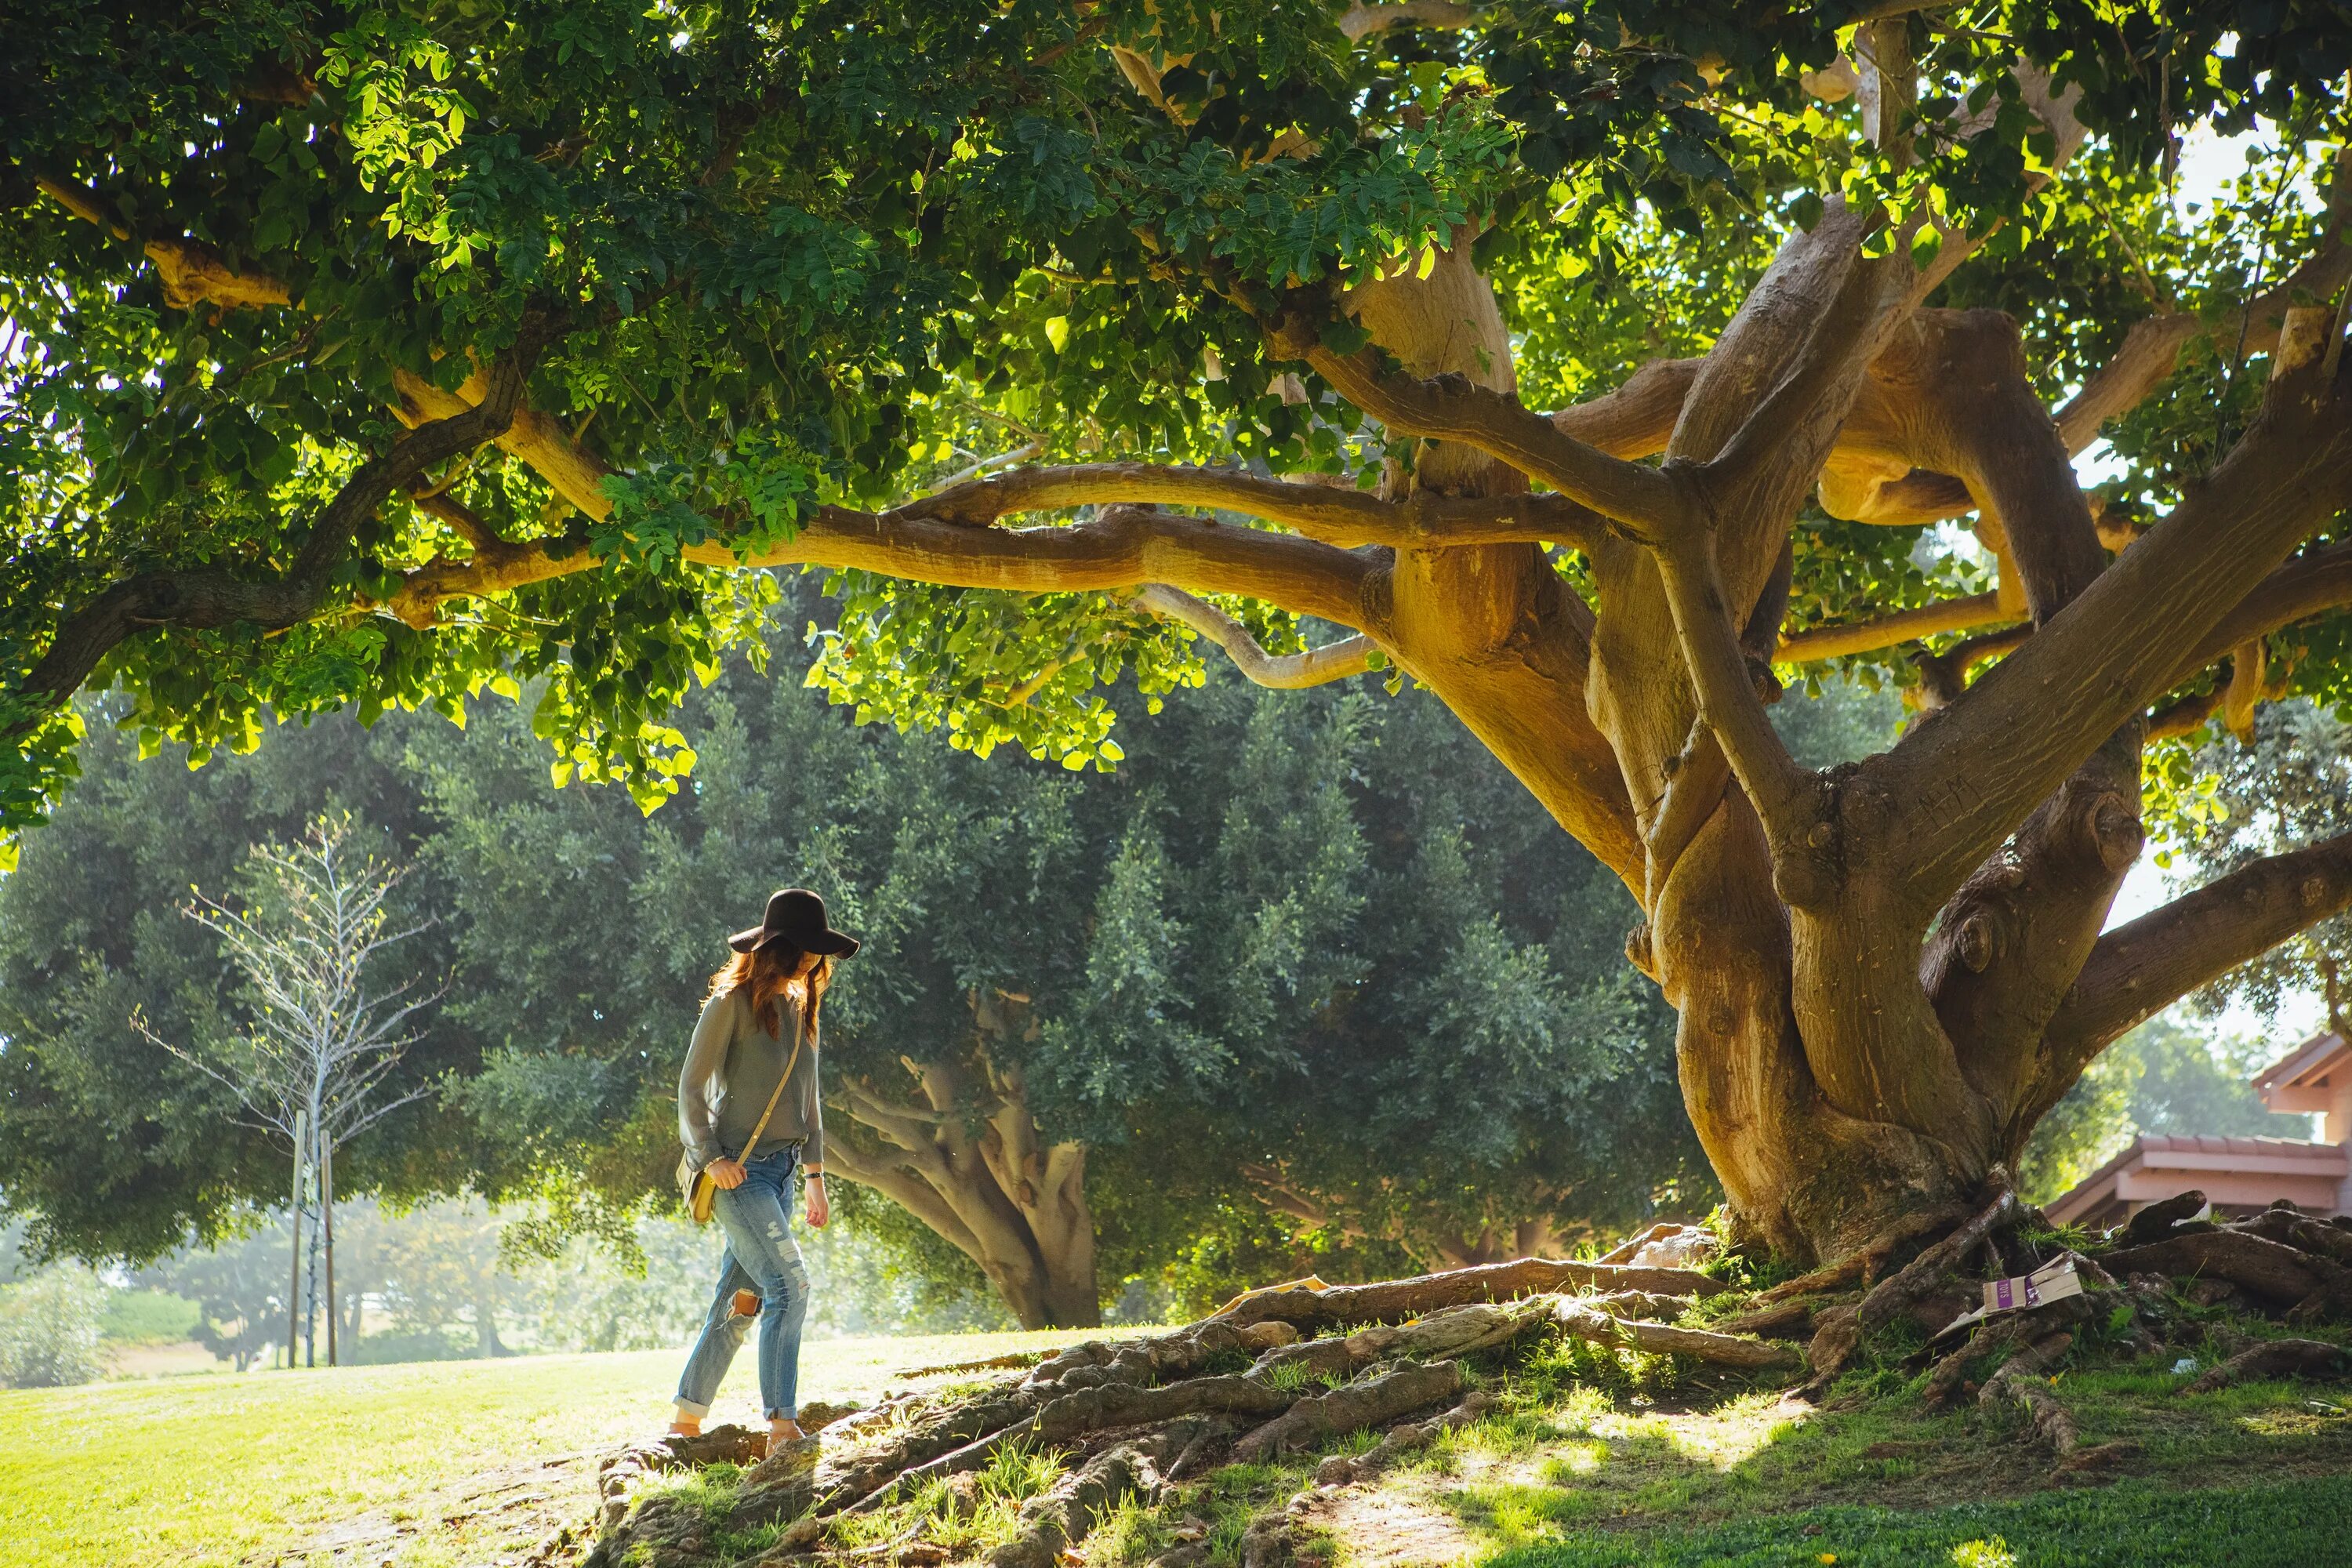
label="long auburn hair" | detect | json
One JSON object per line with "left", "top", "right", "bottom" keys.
{"left": 708, "top": 942, "right": 832, "bottom": 1043}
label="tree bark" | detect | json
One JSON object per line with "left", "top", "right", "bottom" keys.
{"left": 828, "top": 1007, "right": 1102, "bottom": 1329}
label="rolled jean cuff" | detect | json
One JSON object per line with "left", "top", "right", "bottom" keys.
{"left": 674, "top": 1396, "right": 713, "bottom": 1419}
{"left": 768, "top": 1406, "right": 797, "bottom": 1421}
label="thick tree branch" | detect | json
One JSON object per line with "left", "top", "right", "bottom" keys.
{"left": 818, "top": 1135, "right": 987, "bottom": 1260}
{"left": 17, "top": 333, "right": 545, "bottom": 715}
{"left": 1861, "top": 309, "right": 2352, "bottom": 912}
{"left": 37, "top": 172, "right": 296, "bottom": 310}
{"left": 1269, "top": 314, "right": 1689, "bottom": 534}
{"left": 388, "top": 503, "right": 1376, "bottom": 633}
{"left": 2038, "top": 828, "right": 2352, "bottom": 1103}
{"left": 1547, "top": 358, "right": 1699, "bottom": 458}
{"left": 2146, "top": 680, "right": 2226, "bottom": 742}
{"left": 1129, "top": 586, "right": 1377, "bottom": 688}
{"left": 1653, "top": 539, "right": 1812, "bottom": 851}
{"left": 917, "top": 462, "right": 1602, "bottom": 551}
{"left": 1776, "top": 596, "right": 2013, "bottom": 663}
{"left": 2169, "top": 540, "right": 2352, "bottom": 686}
{"left": 390, "top": 367, "right": 614, "bottom": 521}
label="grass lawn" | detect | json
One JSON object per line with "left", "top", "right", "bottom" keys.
{"left": 9, "top": 1324, "right": 2348, "bottom": 1568}
{"left": 1479, "top": 1474, "right": 2352, "bottom": 1567}
{"left": 0, "top": 1327, "right": 1121, "bottom": 1568}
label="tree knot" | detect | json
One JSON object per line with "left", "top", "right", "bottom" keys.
{"left": 1956, "top": 913, "right": 1997, "bottom": 974}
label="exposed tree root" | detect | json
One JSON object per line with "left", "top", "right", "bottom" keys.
{"left": 2180, "top": 1338, "right": 2351, "bottom": 1395}
{"left": 1233, "top": 1359, "right": 1465, "bottom": 1463}
{"left": 1312, "top": 1392, "right": 1495, "bottom": 1486}
{"left": 1214, "top": 1257, "right": 1723, "bottom": 1332}
{"left": 1753, "top": 1203, "right": 1969, "bottom": 1306}
{"left": 1976, "top": 1330, "right": 2136, "bottom": 1472}
{"left": 571, "top": 1257, "right": 1800, "bottom": 1568}
{"left": 1921, "top": 1315, "right": 2037, "bottom": 1409}
{"left": 986, "top": 1434, "right": 1175, "bottom": 1568}
{"left": 566, "top": 1228, "right": 2352, "bottom": 1568}
{"left": 1713, "top": 1295, "right": 1833, "bottom": 1341}
{"left": 2116, "top": 1189, "right": 2209, "bottom": 1246}
{"left": 1552, "top": 1298, "right": 1803, "bottom": 1370}
{"left": 2102, "top": 1229, "right": 2347, "bottom": 1309}
{"left": 1808, "top": 1186, "right": 2016, "bottom": 1386}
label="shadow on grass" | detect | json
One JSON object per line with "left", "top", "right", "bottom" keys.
{"left": 1406, "top": 1363, "right": 2352, "bottom": 1568}
{"left": 1475, "top": 1473, "right": 2352, "bottom": 1568}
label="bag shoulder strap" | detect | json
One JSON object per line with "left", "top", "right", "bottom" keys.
{"left": 734, "top": 991, "right": 808, "bottom": 1159}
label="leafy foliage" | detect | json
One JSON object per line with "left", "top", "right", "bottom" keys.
{"left": 6, "top": 2, "right": 2349, "bottom": 836}
{"left": 2146, "top": 701, "right": 2352, "bottom": 1022}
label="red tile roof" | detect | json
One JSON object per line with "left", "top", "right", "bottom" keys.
{"left": 2131, "top": 1134, "right": 2349, "bottom": 1160}
{"left": 2253, "top": 1031, "right": 2350, "bottom": 1093}
{"left": 2047, "top": 1131, "right": 2349, "bottom": 1226}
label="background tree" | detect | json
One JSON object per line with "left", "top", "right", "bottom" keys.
{"left": 0, "top": 1265, "right": 108, "bottom": 1388}
{"left": 0, "top": 706, "right": 481, "bottom": 1266}
{"left": 2147, "top": 700, "right": 2352, "bottom": 1028}
{"left": 11, "top": 4, "right": 2352, "bottom": 1262}
{"left": 2020, "top": 1015, "right": 2310, "bottom": 1202}
{"left": 136, "top": 1227, "right": 292, "bottom": 1372}
{"left": 136, "top": 813, "right": 440, "bottom": 1363}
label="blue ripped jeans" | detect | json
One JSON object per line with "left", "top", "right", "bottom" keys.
{"left": 674, "top": 1147, "right": 810, "bottom": 1421}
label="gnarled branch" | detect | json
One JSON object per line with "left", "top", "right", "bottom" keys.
{"left": 2038, "top": 826, "right": 2352, "bottom": 1105}
{"left": 916, "top": 461, "right": 1602, "bottom": 551}
{"left": 17, "top": 332, "right": 546, "bottom": 717}
{"left": 1861, "top": 309, "right": 2352, "bottom": 915}
{"left": 1271, "top": 317, "right": 1689, "bottom": 535}
{"left": 390, "top": 503, "right": 1377, "bottom": 633}
{"left": 1129, "top": 586, "right": 1377, "bottom": 688}
{"left": 1776, "top": 593, "right": 2011, "bottom": 663}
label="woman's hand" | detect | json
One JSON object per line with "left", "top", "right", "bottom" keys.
{"left": 706, "top": 1156, "right": 748, "bottom": 1190}
{"left": 804, "top": 1171, "right": 830, "bottom": 1229}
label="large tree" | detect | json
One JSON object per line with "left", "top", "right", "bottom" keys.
{"left": 9, "top": 3, "right": 2352, "bottom": 1261}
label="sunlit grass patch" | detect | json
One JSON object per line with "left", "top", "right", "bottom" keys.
{"left": 980, "top": 1438, "right": 1070, "bottom": 1505}
{"left": 1263, "top": 1358, "right": 1317, "bottom": 1395}
{"left": 0, "top": 1327, "right": 1122, "bottom": 1568}
{"left": 1083, "top": 1495, "right": 1175, "bottom": 1566}
{"left": 630, "top": 1459, "right": 743, "bottom": 1527}
{"left": 1536, "top": 1439, "right": 1609, "bottom": 1481}
{"left": 1444, "top": 1478, "right": 1605, "bottom": 1552}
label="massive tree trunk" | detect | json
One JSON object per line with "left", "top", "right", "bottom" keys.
{"left": 823, "top": 991, "right": 1099, "bottom": 1328}
{"left": 1301, "top": 183, "right": 2352, "bottom": 1259}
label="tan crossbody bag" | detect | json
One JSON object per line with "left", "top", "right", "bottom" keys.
{"left": 677, "top": 1015, "right": 806, "bottom": 1226}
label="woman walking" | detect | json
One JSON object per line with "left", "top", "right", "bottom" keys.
{"left": 670, "top": 888, "right": 858, "bottom": 1449}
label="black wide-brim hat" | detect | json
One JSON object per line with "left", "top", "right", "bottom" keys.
{"left": 730, "top": 887, "right": 861, "bottom": 957}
